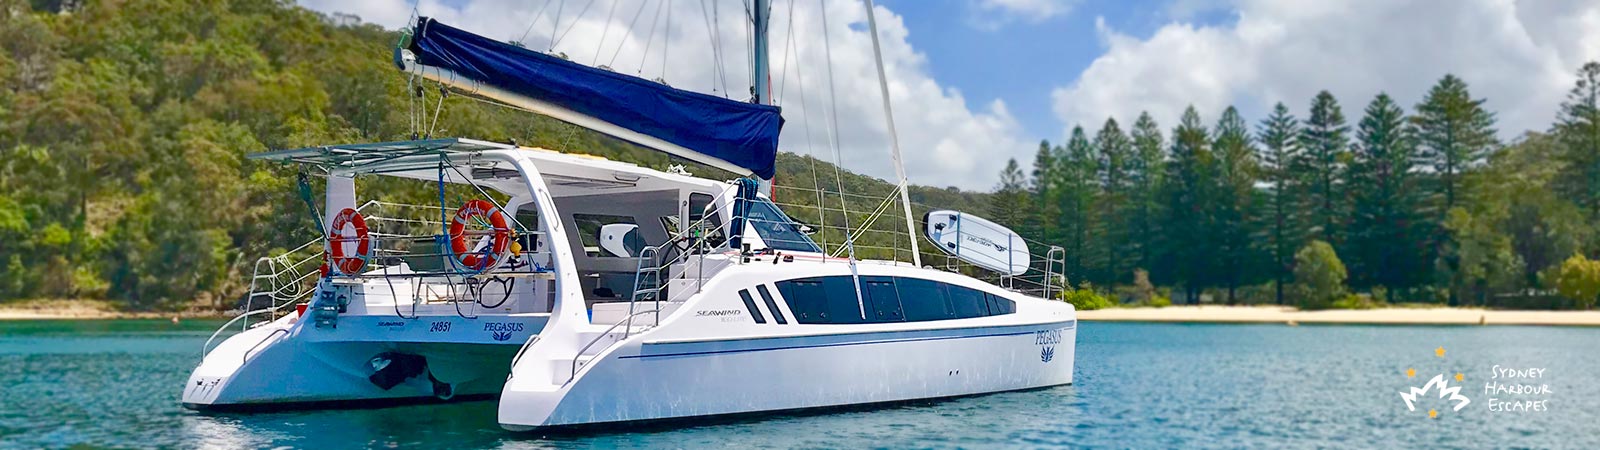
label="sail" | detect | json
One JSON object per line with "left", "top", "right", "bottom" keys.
{"left": 403, "top": 17, "right": 783, "bottom": 179}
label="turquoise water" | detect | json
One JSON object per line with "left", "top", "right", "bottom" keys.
{"left": 2, "top": 320, "right": 1597, "bottom": 449}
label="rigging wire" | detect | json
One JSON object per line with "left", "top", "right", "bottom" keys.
{"left": 638, "top": 0, "right": 666, "bottom": 75}
{"left": 592, "top": 0, "right": 621, "bottom": 65}
{"left": 774, "top": 0, "right": 797, "bottom": 105}
{"left": 554, "top": 0, "right": 600, "bottom": 49}
{"left": 815, "top": 0, "right": 867, "bottom": 318}
{"left": 698, "top": 0, "right": 728, "bottom": 96}
{"left": 519, "top": 1, "right": 556, "bottom": 46}
{"left": 548, "top": 0, "right": 566, "bottom": 51}
{"left": 607, "top": 0, "right": 652, "bottom": 68}
{"left": 817, "top": 0, "right": 854, "bottom": 255}
{"left": 786, "top": 21, "right": 828, "bottom": 253}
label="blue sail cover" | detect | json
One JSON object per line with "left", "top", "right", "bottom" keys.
{"left": 406, "top": 18, "right": 783, "bottom": 178}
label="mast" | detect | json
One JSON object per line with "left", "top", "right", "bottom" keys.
{"left": 752, "top": 0, "right": 774, "bottom": 197}
{"left": 861, "top": 0, "right": 922, "bottom": 267}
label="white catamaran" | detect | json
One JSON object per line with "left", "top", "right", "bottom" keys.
{"left": 183, "top": 0, "right": 1076, "bottom": 430}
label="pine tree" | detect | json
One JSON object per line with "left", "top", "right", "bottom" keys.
{"left": 1162, "top": 106, "right": 1213, "bottom": 304}
{"left": 1556, "top": 62, "right": 1600, "bottom": 222}
{"left": 991, "top": 158, "right": 1030, "bottom": 230}
{"left": 1059, "top": 126, "right": 1098, "bottom": 285}
{"left": 1212, "top": 106, "right": 1258, "bottom": 304}
{"left": 1129, "top": 112, "right": 1166, "bottom": 281}
{"left": 1414, "top": 75, "right": 1497, "bottom": 306}
{"left": 1027, "top": 140, "right": 1062, "bottom": 244}
{"left": 1347, "top": 93, "right": 1423, "bottom": 292}
{"left": 1300, "top": 91, "right": 1350, "bottom": 247}
{"left": 1256, "top": 102, "right": 1302, "bottom": 305}
{"left": 1415, "top": 74, "right": 1498, "bottom": 212}
{"left": 1095, "top": 118, "right": 1133, "bottom": 286}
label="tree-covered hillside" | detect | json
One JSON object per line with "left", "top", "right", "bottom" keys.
{"left": 0, "top": 0, "right": 984, "bottom": 310}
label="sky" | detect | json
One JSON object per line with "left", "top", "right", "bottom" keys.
{"left": 298, "top": 0, "right": 1600, "bottom": 192}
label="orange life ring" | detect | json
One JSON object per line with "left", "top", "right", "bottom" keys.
{"left": 449, "top": 199, "right": 513, "bottom": 271}
{"left": 327, "top": 208, "right": 371, "bottom": 275}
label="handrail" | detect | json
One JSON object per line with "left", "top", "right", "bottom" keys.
{"left": 569, "top": 308, "right": 660, "bottom": 382}
{"left": 242, "top": 328, "right": 290, "bottom": 363}
{"left": 201, "top": 300, "right": 299, "bottom": 357}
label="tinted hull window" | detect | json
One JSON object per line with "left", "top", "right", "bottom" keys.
{"left": 776, "top": 276, "right": 1018, "bottom": 325}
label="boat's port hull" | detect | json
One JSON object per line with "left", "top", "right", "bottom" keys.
{"left": 182, "top": 392, "right": 499, "bottom": 413}
{"left": 498, "top": 320, "right": 1076, "bottom": 430}
{"left": 184, "top": 314, "right": 545, "bottom": 411}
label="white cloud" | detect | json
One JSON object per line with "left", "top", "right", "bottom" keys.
{"left": 297, "top": 0, "right": 1031, "bottom": 192}
{"left": 1052, "top": 0, "right": 1600, "bottom": 143}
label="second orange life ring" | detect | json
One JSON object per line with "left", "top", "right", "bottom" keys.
{"left": 449, "top": 199, "right": 512, "bottom": 271}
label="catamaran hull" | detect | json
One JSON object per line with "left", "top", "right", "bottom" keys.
{"left": 183, "top": 313, "right": 544, "bottom": 411}
{"left": 497, "top": 321, "right": 1075, "bottom": 430}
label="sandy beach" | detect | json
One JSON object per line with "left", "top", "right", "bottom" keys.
{"left": 0, "top": 300, "right": 227, "bottom": 321}
{"left": 1076, "top": 305, "right": 1600, "bottom": 326}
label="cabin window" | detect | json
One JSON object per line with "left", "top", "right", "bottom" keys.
{"left": 897, "top": 277, "right": 955, "bottom": 322}
{"left": 776, "top": 278, "right": 830, "bottom": 323}
{"left": 987, "top": 292, "right": 1017, "bottom": 315}
{"left": 775, "top": 276, "right": 1014, "bottom": 325}
{"left": 948, "top": 285, "right": 991, "bottom": 318}
{"left": 821, "top": 276, "right": 866, "bottom": 324}
{"left": 861, "top": 277, "right": 904, "bottom": 322}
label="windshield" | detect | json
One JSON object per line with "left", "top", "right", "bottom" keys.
{"left": 744, "top": 198, "right": 821, "bottom": 253}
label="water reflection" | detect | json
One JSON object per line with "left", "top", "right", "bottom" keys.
{"left": 5, "top": 320, "right": 1599, "bottom": 448}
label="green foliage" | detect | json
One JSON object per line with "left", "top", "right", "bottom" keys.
{"left": 1058, "top": 126, "right": 1099, "bottom": 285}
{"left": 990, "top": 158, "right": 1029, "bottom": 231}
{"left": 1346, "top": 93, "right": 1427, "bottom": 291}
{"left": 1256, "top": 103, "right": 1301, "bottom": 305}
{"left": 1555, "top": 62, "right": 1600, "bottom": 220}
{"left": 5, "top": 0, "right": 988, "bottom": 308}
{"left": 1435, "top": 207, "right": 1520, "bottom": 306}
{"left": 1061, "top": 283, "right": 1114, "bottom": 311}
{"left": 1211, "top": 106, "right": 1258, "bottom": 304}
{"left": 1128, "top": 113, "right": 1165, "bottom": 274}
{"left": 1292, "top": 240, "right": 1347, "bottom": 309}
{"left": 1556, "top": 253, "right": 1600, "bottom": 310}
{"left": 1415, "top": 74, "right": 1498, "bottom": 212}
{"left": 1161, "top": 106, "right": 1214, "bottom": 304}
{"left": 1094, "top": 119, "right": 1133, "bottom": 284}
{"left": 1299, "top": 91, "right": 1350, "bottom": 245}
{"left": 1330, "top": 293, "right": 1382, "bottom": 310}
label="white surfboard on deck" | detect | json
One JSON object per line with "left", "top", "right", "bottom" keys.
{"left": 924, "top": 210, "right": 1030, "bottom": 276}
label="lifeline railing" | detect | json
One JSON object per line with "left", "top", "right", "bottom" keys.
{"left": 202, "top": 199, "right": 554, "bottom": 357}
{"left": 770, "top": 183, "right": 1070, "bottom": 300}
